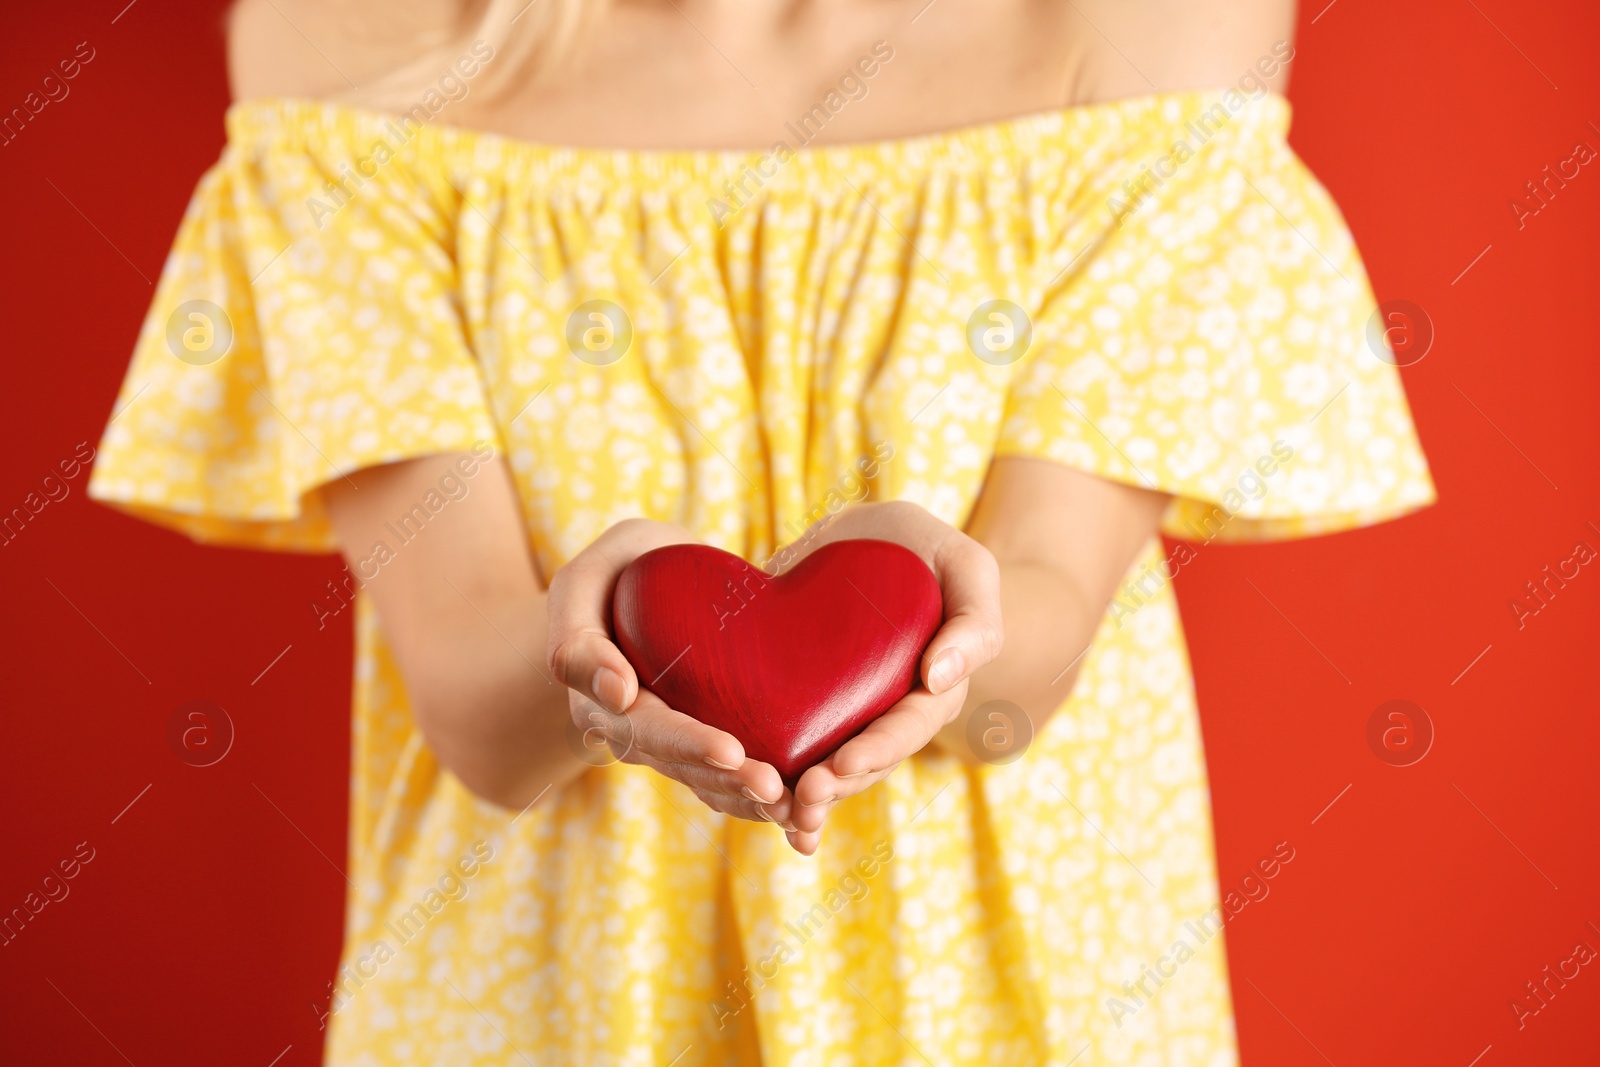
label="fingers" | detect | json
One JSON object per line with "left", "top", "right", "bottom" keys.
{"left": 921, "top": 533, "right": 1004, "bottom": 695}
{"left": 547, "top": 519, "right": 697, "bottom": 713}
{"left": 635, "top": 753, "right": 797, "bottom": 827}
{"left": 788, "top": 793, "right": 845, "bottom": 835}
{"left": 832, "top": 684, "right": 961, "bottom": 780}
{"left": 785, "top": 827, "right": 822, "bottom": 855}
{"left": 548, "top": 551, "right": 638, "bottom": 713}
{"left": 789, "top": 684, "right": 965, "bottom": 829}
{"left": 576, "top": 690, "right": 755, "bottom": 783}
{"left": 572, "top": 691, "right": 793, "bottom": 823}
{"left": 687, "top": 787, "right": 799, "bottom": 827}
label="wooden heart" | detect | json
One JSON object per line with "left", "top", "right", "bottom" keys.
{"left": 612, "top": 539, "right": 943, "bottom": 780}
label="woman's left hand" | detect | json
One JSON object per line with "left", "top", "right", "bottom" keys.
{"left": 782, "top": 501, "right": 1004, "bottom": 853}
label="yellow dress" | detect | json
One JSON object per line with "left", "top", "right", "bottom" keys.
{"left": 90, "top": 90, "right": 1433, "bottom": 1065}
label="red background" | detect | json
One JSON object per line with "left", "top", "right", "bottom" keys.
{"left": 2, "top": 1, "right": 1597, "bottom": 1063}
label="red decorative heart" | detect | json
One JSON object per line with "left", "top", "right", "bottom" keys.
{"left": 612, "top": 539, "right": 943, "bottom": 780}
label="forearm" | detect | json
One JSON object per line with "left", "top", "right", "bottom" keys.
{"left": 931, "top": 455, "right": 1170, "bottom": 762}
{"left": 933, "top": 559, "right": 1102, "bottom": 759}
{"left": 322, "top": 454, "right": 586, "bottom": 811}
{"left": 401, "top": 590, "right": 585, "bottom": 810}
{"left": 969, "top": 560, "right": 1100, "bottom": 714}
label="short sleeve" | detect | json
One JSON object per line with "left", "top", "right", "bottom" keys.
{"left": 87, "top": 117, "right": 502, "bottom": 552}
{"left": 996, "top": 95, "right": 1435, "bottom": 542}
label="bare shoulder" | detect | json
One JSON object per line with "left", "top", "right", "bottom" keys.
{"left": 1064, "top": 0, "right": 1299, "bottom": 103}
{"left": 226, "top": 0, "right": 466, "bottom": 102}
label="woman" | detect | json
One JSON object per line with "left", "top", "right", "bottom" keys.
{"left": 89, "top": 0, "right": 1433, "bottom": 1062}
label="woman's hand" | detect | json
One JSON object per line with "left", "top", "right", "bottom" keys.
{"left": 546, "top": 518, "right": 801, "bottom": 832}
{"left": 782, "top": 501, "right": 1005, "bottom": 853}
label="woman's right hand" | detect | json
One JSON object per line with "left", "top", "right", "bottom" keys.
{"left": 546, "top": 518, "right": 801, "bottom": 835}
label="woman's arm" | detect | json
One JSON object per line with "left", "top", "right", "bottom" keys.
{"left": 944, "top": 455, "right": 1170, "bottom": 756}
{"left": 322, "top": 453, "right": 583, "bottom": 810}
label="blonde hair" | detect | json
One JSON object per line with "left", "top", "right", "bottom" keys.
{"left": 343, "top": 0, "right": 603, "bottom": 109}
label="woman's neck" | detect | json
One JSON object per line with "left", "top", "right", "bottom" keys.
{"left": 230, "top": 0, "right": 1295, "bottom": 152}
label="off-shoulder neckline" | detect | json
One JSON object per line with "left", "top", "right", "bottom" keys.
{"left": 225, "top": 88, "right": 1292, "bottom": 179}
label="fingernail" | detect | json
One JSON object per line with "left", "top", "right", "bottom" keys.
{"left": 781, "top": 821, "right": 799, "bottom": 832}
{"left": 742, "top": 786, "right": 779, "bottom": 805}
{"left": 835, "top": 768, "right": 873, "bottom": 779}
{"left": 929, "top": 648, "right": 965, "bottom": 693}
{"left": 754, "top": 805, "right": 775, "bottom": 823}
{"left": 800, "top": 793, "right": 835, "bottom": 807}
{"left": 592, "top": 666, "right": 624, "bottom": 712}
{"left": 705, "top": 756, "right": 743, "bottom": 771}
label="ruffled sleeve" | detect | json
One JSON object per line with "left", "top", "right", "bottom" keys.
{"left": 87, "top": 107, "right": 502, "bottom": 551}
{"left": 996, "top": 93, "right": 1434, "bottom": 542}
